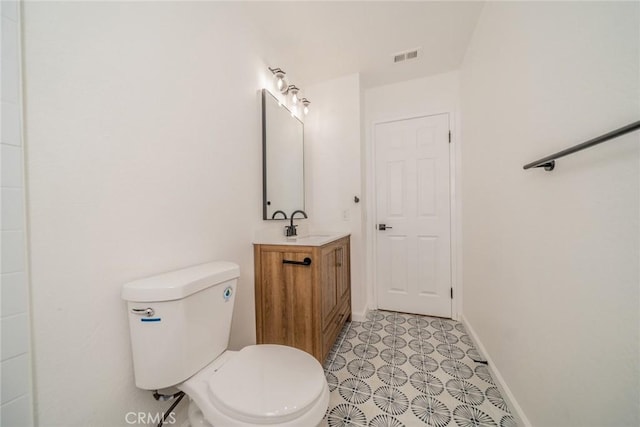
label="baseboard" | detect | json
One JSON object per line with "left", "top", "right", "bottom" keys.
{"left": 461, "top": 315, "right": 532, "bottom": 427}
{"left": 350, "top": 307, "right": 368, "bottom": 322}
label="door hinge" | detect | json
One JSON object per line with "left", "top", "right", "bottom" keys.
{"left": 450, "top": 287, "right": 453, "bottom": 299}
{"left": 448, "top": 130, "right": 451, "bottom": 143}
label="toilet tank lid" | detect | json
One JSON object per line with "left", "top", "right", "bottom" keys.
{"left": 121, "top": 261, "right": 240, "bottom": 302}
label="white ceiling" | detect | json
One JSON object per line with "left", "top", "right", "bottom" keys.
{"left": 246, "top": 1, "right": 485, "bottom": 88}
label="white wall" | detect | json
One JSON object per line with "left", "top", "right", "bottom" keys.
{"left": 22, "top": 2, "right": 300, "bottom": 425}
{"left": 304, "top": 73, "right": 366, "bottom": 318}
{"left": 365, "top": 71, "right": 460, "bottom": 122}
{"left": 1, "top": 0, "right": 35, "bottom": 425}
{"left": 460, "top": 2, "right": 639, "bottom": 426}
{"left": 363, "top": 71, "right": 461, "bottom": 316}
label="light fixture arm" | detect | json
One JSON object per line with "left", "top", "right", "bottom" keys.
{"left": 285, "top": 84, "right": 299, "bottom": 95}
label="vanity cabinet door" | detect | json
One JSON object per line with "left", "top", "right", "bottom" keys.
{"left": 256, "top": 249, "right": 315, "bottom": 356}
{"left": 321, "top": 239, "right": 351, "bottom": 331}
{"left": 254, "top": 236, "right": 351, "bottom": 363}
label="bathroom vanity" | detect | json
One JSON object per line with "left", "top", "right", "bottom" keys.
{"left": 254, "top": 234, "right": 351, "bottom": 363}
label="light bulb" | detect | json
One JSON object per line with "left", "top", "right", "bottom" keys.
{"left": 276, "top": 73, "right": 288, "bottom": 94}
{"left": 303, "top": 105, "right": 309, "bottom": 115}
{"left": 291, "top": 105, "right": 298, "bottom": 116}
{"left": 302, "top": 98, "right": 310, "bottom": 115}
{"left": 269, "top": 67, "right": 288, "bottom": 94}
{"left": 287, "top": 85, "right": 300, "bottom": 105}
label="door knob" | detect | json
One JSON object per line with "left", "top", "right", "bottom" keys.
{"left": 378, "top": 224, "right": 393, "bottom": 230}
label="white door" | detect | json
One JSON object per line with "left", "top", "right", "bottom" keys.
{"left": 375, "top": 114, "right": 452, "bottom": 318}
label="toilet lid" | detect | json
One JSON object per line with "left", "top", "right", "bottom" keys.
{"left": 207, "top": 345, "right": 327, "bottom": 424}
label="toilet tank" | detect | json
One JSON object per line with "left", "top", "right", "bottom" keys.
{"left": 122, "top": 261, "right": 239, "bottom": 390}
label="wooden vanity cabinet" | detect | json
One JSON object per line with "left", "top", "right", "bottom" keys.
{"left": 254, "top": 236, "right": 351, "bottom": 363}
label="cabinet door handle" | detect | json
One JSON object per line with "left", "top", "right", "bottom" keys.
{"left": 283, "top": 257, "right": 312, "bottom": 266}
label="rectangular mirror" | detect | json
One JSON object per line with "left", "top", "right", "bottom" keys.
{"left": 262, "top": 89, "right": 305, "bottom": 220}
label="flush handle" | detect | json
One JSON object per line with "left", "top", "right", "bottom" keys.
{"left": 131, "top": 307, "right": 155, "bottom": 317}
{"left": 378, "top": 224, "right": 393, "bottom": 231}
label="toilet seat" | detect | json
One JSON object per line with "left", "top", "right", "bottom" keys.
{"left": 208, "top": 345, "right": 327, "bottom": 423}
{"left": 179, "top": 345, "right": 330, "bottom": 427}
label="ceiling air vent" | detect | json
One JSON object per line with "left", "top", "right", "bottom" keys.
{"left": 392, "top": 48, "right": 420, "bottom": 64}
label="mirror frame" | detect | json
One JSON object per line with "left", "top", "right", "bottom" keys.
{"left": 261, "top": 89, "right": 305, "bottom": 220}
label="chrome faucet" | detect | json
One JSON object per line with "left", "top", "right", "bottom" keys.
{"left": 285, "top": 210, "right": 307, "bottom": 237}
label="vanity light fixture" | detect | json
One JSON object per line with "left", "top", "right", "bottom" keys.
{"left": 287, "top": 85, "right": 300, "bottom": 105}
{"left": 268, "top": 67, "right": 288, "bottom": 93}
{"left": 267, "top": 67, "right": 310, "bottom": 115}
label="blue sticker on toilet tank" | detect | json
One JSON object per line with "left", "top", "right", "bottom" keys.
{"left": 223, "top": 286, "right": 233, "bottom": 301}
{"left": 141, "top": 318, "right": 161, "bottom": 322}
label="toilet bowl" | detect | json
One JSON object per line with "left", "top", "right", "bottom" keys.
{"left": 179, "top": 345, "right": 329, "bottom": 427}
{"left": 122, "top": 261, "right": 329, "bottom": 427}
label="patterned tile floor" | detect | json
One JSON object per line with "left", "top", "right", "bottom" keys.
{"left": 321, "top": 310, "right": 517, "bottom": 427}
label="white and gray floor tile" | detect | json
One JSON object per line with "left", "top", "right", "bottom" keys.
{"left": 322, "top": 310, "right": 517, "bottom": 427}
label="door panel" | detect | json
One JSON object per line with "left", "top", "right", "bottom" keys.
{"left": 336, "top": 246, "right": 349, "bottom": 299}
{"left": 261, "top": 251, "right": 288, "bottom": 344}
{"left": 388, "top": 236, "right": 408, "bottom": 293}
{"left": 375, "top": 114, "right": 451, "bottom": 318}
{"left": 321, "top": 246, "right": 337, "bottom": 330}
{"left": 417, "top": 158, "right": 436, "bottom": 216}
{"left": 417, "top": 236, "right": 437, "bottom": 295}
{"left": 286, "top": 252, "right": 314, "bottom": 354}
{"left": 386, "top": 161, "right": 406, "bottom": 217}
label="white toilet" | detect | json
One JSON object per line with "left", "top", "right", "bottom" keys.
{"left": 122, "top": 261, "right": 329, "bottom": 427}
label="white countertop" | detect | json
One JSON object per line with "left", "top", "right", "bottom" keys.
{"left": 253, "top": 232, "right": 350, "bottom": 247}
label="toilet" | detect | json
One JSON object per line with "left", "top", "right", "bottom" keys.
{"left": 122, "top": 261, "right": 329, "bottom": 427}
